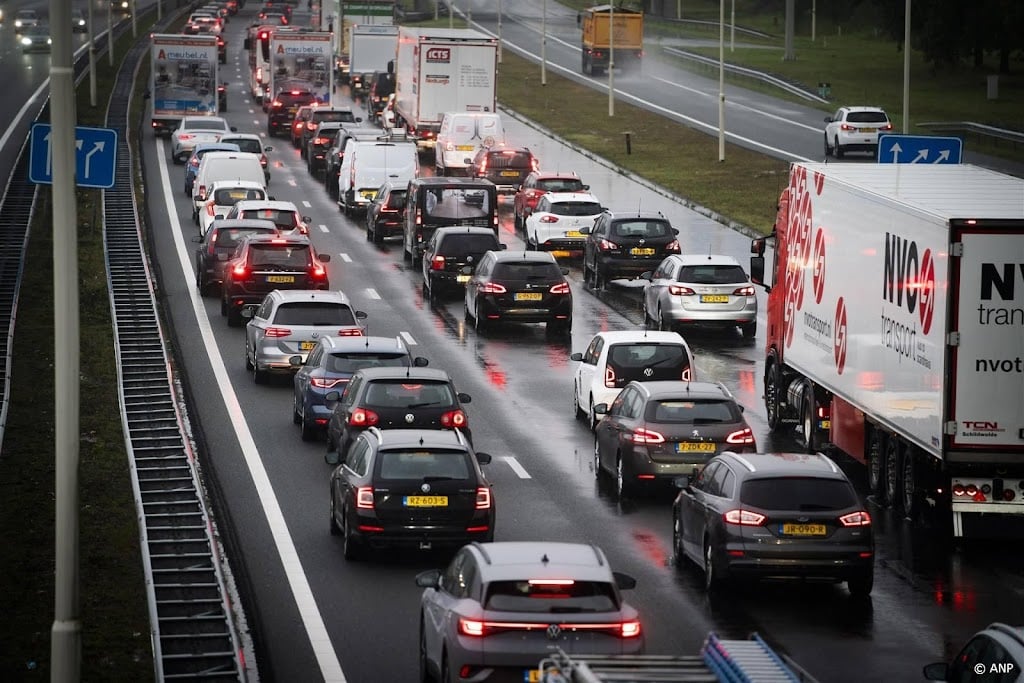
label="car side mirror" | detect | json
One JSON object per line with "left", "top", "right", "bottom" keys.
{"left": 318, "top": 254, "right": 332, "bottom": 262}
{"left": 673, "top": 228, "right": 680, "bottom": 235}
{"left": 673, "top": 475, "right": 691, "bottom": 490}
{"left": 824, "top": 116, "right": 833, "bottom": 123}
{"left": 475, "top": 452, "right": 492, "bottom": 465}
{"left": 325, "top": 390, "right": 341, "bottom": 402}
{"left": 355, "top": 310, "right": 368, "bottom": 320}
{"left": 570, "top": 352, "right": 583, "bottom": 361}
{"left": 230, "top": 126, "right": 238, "bottom": 132}
{"left": 356, "top": 117, "right": 363, "bottom": 123}
{"left": 325, "top": 448, "right": 342, "bottom": 466}
{"left": 612, "top": 571, "right": 637, "bottom": 591}
{"left": 560, "top": 268, "right": 569, "bottom": 276}
{"left": 268, "top": 195, "right": 276, "bottom": 201}
{"left": 593, "top": 403, "right": 608, "bottom": 415}
{"left": 582, "top": 184, "right": 590, "bottom": 190}
{"left": 264, "top": 145, "right": 274, "bottom": 152}
{"left": 289, "top": 355, "right": 304, "bottom": 367}
{"left": 415, "top": 569, "right": 442, "bottom": 588}
{"left": 579, "top": 227, "right": 591, "bottom": 235}
{"left": 302, "top": 215, "right": 312, "bottom": 224}
{"left": 457, "top": 392, "right": 472, "bottom": 404}
{"left": 922, "top": 663, "right": 948, "bottom": 681}
{"left": 499, "top": 243, "right": 508, "bottom": 250}
{"left": 413, "top": 356, "right": 429, "bottom": 367}
{"left": 640, "top": 271, "right": 652, "bottom": 281}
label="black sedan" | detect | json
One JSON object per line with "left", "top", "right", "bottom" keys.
{"left": 593, "top": 380, "right": 756, "bottom": 499}
{"left": 464, "top": 250, "right": 572, "bottom": 335}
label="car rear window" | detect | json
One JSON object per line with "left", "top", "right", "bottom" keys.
{"left": 491, "top": 262, "right": 561, "bottom": 280}
{"left": 377, "top": 449, "right": 470, "bottom": 481}
{"left": 326, "top": 352, "right": 409, "bottom": 374}
{"left": 314, "top": 110, "right": 357, "bottom": 124}
{"left": 548, "top": 201, "right": 602, "bottom": 216}
{"left": 677, "top": 264, "right": 748, "bottom": 285}
{"left": 423, "top": 187, "right": 492, "bottom": 220}
{"left": 646, "top": 399, "right": 741, "bottom": 424}
{"left": 486, "top": 151, "right": 533, "bottom": 169}
{"left": 241, "top": 209, "right": 299, "bottom": 229}
{"left": 215, "top": 227, "right": 274, "bottom": 247}
{"left": 248, "top": 243, "right": 310, "bottom": 268}
{"left": 611, "top": 221, "right": 672, "bottom": 238}
{"left": 363, "top": 380, "right": 456, "bottom": 409}
{"left": 606, "top": 344, "right": 690, "bottom": 385}
{"left": 740, "top": 478, "right": 858, "bottom": 510}
{"left": 846, "top": 111, "right": 889, "bottom": 124}
{"left": 185, "top": 120, "right": 226, "bottom": 131}
{"left": 215, "top": 187, "right": 266, "bottom": 205}
{"left": 271, "top": 303, "right": 356, "bottom": 326}
{"left": 385, "top": 190, "right": 407, "bottom": 209}
{"left": 483, "top": 580, "right": 619, "bottom": 613}
{"left": 223, "top": 139, "right": 263, "bottom": 155}
{"left": 438, "top": 234, "right": 499, "bottom": 257}
{"left": 537, "top": 178, "right": 584, "bottom": 192}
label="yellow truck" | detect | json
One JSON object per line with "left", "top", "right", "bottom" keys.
{"left": 580, "top": 5, "right": 644, "bottom": 76}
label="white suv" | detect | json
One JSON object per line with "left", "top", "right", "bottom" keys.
{"left": 823, "top": 106, "right": 892, "bottom": 158}
{"left": 571, "top": 330, "right": 696, "bottom": 430}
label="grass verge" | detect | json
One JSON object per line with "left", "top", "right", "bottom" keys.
{"left": 0, "top": 25, "right": 155, "bottom": 682}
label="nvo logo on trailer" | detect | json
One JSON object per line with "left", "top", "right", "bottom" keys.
{"left": 882, "top": 232, "right": 935, "bottom": 335}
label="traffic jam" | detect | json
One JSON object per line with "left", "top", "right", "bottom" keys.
{"left": 147, "top": 2, "right": 1024, "bottom": 682}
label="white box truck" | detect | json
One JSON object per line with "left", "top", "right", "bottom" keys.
{"left": 150, "top": 34, "right": 220, "bottom": 136}
{"left": 268, "top": 30, "right": 334, "bottom": 106}
{"left": 750, "top": 162, "right": 1024, "bottom": 538}
{"left": 393, "top": 27, "right": 498, "bottom": 152}
{"left": 348, "top": 24, "right": 399, "bottom": 93}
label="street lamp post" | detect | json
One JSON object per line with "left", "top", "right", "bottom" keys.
{"left": 608, "top": 5, "right": 614, "bottom": 116}
{"left": 718, "top": 0, "right": 725, "bottom": 161}
{"left": 497, "top": 0, "right": 502, "bottom": 63}
{"left": 541, "top": 0, "right": 546, "bottom": 85}
{"left": 902, "top": 0, "right": 911, "bottom": 133}
{"left": 730, "top": 0, "right": 735, "bottom": 52}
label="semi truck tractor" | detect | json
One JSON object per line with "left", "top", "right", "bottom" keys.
{"left": 750, "top": 162, "right": 1024, "bottom": 538}
{"left": 392, "top": 27, "right": 498, "bottom": 152}
{"left": 581, "top": 5, "right": 644, "bottom": 76}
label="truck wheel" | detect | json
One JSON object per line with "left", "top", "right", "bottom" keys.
{"left": 901, "top": 449, "right": 919, "bottom": 519}
{"left": 765, "top": 362, "right": 784, "bottom": 431}
{"left": 582, "top": 53, "right": 589, "bottom": 75}
{"left": 802, "top": 394, "right": 820, "bottom": 453}
{"left": 867, "top": 429, "right": 887, "bottom": 503}
{"left": 884, "top": 438, "right": 902, "bottom": 511}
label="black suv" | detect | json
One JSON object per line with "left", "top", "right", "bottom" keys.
{"left": 464, "top": 250, "right": 573, "bottom": 334}
{"left": 326, "top": 427, "right": 494, "bottom": 559}
{"left": 305, "top": 121, "right": 343, "bottom": 176}
{"left": 467, "top": 145, "right": 538, "bottom": 194}
{"left": 324, "top": 125, "right": 383, "bottom": 198}
{"left": 422, "top": 226, "right": 504, "bottom": 297}
{"left": 365, "top": 181, "right": 407, "bottom": 243}
{"left": 324, "top": 366, "right": 473, "bottom": 461}
{"left": 581, "top": 211, "right": 681, "bottom": 289}
{"left": 267, "top": 88, "right": 317, "bottom": 137}
{"left": 193, "top": 218, "right": 279, "bottom": 295}
{"left": 221, "top": 233, "right": 332, "bottom": 326}
{"left": 300, "top": 107, "right": 361, "bottom": 158}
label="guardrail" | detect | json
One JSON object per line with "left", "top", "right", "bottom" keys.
{"left": 917, "top": 121, "right": 1024, "bottom": 148}
{"left": 662, "top": 46, "right": 830, "bottom": 104}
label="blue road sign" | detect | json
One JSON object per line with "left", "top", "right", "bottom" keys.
{"left": 29, "top": 124, "right": 118, "bottom": 189}
{"left": 877, "top": 134, "right": 962, "bottom": 165}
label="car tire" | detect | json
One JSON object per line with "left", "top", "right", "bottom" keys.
{"left": 514, "top": 211, "right": 523, "bottom": 231}
{"left": 704, "top": 540, "right": 726, "bottom": 592}
{"left": 594, "top": 264, "right": 606, "bottom": 291}
{"left": 293, "top": 396, "right": 302, "bottom": 425}
{"left": 474, "top": 303, "right": 488, "bottom": 333}
{"left": 226, "top": 305, "right": 242, "bottom": 328}
{"left": 847, "top": 569, "right": 874, "bottom": 597}
{"left": 834, "top": 136, "right": 845, "bottom": 159}
{"left": 573, "top": 384, "right": 586, "bottom": 422}
{"left": 672, "top": 512, "right": 687, "bottom": 570}
{"left": 342, "top": 511, "right": 363, "bottom": 561}
{"left": 371, "top": 224, "right": 383, "bottom": 245}
{"left": 418, "top": 621, "right": 434, "bottom": 683}
{"left": 657, "top": 308, "right": 673, "bottom": 332}
{"left": 765, "top": 361, "right": 784, "bottom": 431}
{"left": 588, "top": 396, "right": 598, "bottom": 432}
{"left": 823, "top": 134, "right": 831, "bottom": 157}
{"left": 740, "top": 320, "right": 757, "bottom": 339}
{"left": 615, "top": 456, "right": 632, "bottom": 499}
{"left": 592, "top": 438, "right": 603, "bottom": 478}
{"left": 329, "top": 495, "right": 341, "bottom": 536}
{"left": 253, "top": 362, "right": 268, "bottom": 385}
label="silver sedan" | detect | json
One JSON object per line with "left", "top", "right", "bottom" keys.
{"left": 170, "top": 116, "right": 235, "bottom": 164}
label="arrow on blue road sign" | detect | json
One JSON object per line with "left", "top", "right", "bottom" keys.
{"left": 877, "top": 134, "right": 963, "bottom": 165}
{"left": 29, "top": 124, "right": 118, "bottom": 189}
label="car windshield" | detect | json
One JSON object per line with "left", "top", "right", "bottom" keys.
{"left": 215, "top": 228, "right": 274, "bottom": 247}
{"left": 271, "top": 303, "right": 355, "bottom": 326}
{"left": 377, "top": 449, "right": 470, "bottom": 481}
{"left": 492, "top": 262, "right": 561, "bottom": 281}
{"left": 548, "top": 201, "right": 601, "bottom": 217}
{"left": 325, "top": 352, "right": 409, "bottom": 374}
{"left": 315, "top": 111, "right": 357, "bottom": 124}
{"left": 242, "top": 209, "right": 299, "bottom": 229}
{"left": 438, "top": 234, "right": 498, "bottom": 257}
{"left": 248, "top": 243, "right": 309, "bottom": 268}
{"left": 611, "top": 221, "right": 672, "bottom": 238}
{"left": 846, "top": 111, "right": 888, "bottom": 124}
{"left": 677, "top": 264, "right": 748, "bottom": 284}
{"left": 214, "top": 188, "right": 266, "bottom": 205}
{"left": 363, "top": 380, "right": 456, "bottom": 409}
{"left": 646, "top": 399, "right": 741, "bottom": 424}
{"left": 483, "top": 580, "right": 619, "bottom": 613}
{"left": 537, "top": 178, "right": 584, "bottom": 192}
{"left": 741, "top": 478, "right": 858, "bottom": 511}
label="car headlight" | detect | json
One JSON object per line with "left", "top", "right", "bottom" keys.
{"left": 16, "top": 20, "right": 24, "bottom": 28}
{"left": 22, "top": 37, "right": 31, "bottom": 46}
{"left": 78, "top": 20, "right": 86, "bottom": 26}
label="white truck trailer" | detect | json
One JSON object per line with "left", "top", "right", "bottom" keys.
{"left": 149, "top": 34, "right": 220, "bottom": 136}
{"left": 392, "top": 27, "right": 498, "bottom": 152}
{"left": 750, "top": 162, "right": 1024, "bottom": 537}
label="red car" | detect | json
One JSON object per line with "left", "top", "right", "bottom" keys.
{"left": 513, "top": 171, "right": 589, "bottom": 230}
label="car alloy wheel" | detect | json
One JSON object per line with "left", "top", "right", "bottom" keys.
{"left": 672, "top": 513, "right": 685, "bottom": 570}
{"left": 342, "top": 510, "right": 362, "bottom": 560}
{"left": 573, "top": 384, "right": 586, "bottom": 421}
{"left": 615, "top": 456, "right": 631, "bottom": 499}
{"left": 704, "top": 541, "right": 724, "bottom": 592}
{"left": 418, "top": 621, "right": 433, "bottom": 683}
{"left": 329, "top": 495, "right": 341, "bottom": 536}
{"left": 588, "top": 397, "right": 598, "bottom": 432}
{"left": 592, "top": 438, "right": 602, "bottom": 478}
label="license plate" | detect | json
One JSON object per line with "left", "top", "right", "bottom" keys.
{"left": 299, "top": 341, "right": 316, "bottom": 351}
{"left": 456, "top": 144, "right": 475, "bottom": 151}
{"left": 700, "top": 294, "right": 730, "bottom": 303}
{"left": 677, "top": 442, "right": 716, "bottom": 453}
{"left": 630, "top": 247, "right": 655, "bottom": 256}
{"left": 404, "top": 495, "right": 448, "bottom": 507}
{"left": 514, "top": 292, "right": 543, "bottom": 301}
{"left": 565, "top": 230, "right": 582, "bottom": 237}
{"left": 819, "top": 419, "right": 831, "bottom": 430}
{"left": 781, "top": 523, "right": 827, "bottom": 536}
{"left": 266, "top": 275, "right": 295, "bottom": 283}
{"left": 456, "top": 274, "right": 470, "bottom": 283}
{"left": 550, "top": 250, "right": 572, "bottom": 258}
{"left": 858, "top": 127, "right": 876, "bottom": 133}
{"left": 500, "top": 170, "right": 520, "bottom": 177}
{"left": 525, "top": 669, "right": 549, "bottom": 682}
{"left": 360, "top": 190, "right": 378, "bottom": 200}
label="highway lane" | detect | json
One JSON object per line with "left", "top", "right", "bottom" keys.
{"left": 137, "top": 6, "right": 1024, "bottom": 683}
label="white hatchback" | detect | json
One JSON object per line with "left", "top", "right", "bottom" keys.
{"left": 571, "top": 330, "right": 696, "bottom": 430}
{"left": 524, "top": 191, "right": 603, "bottom": 252}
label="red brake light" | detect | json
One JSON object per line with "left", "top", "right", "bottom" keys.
{"left": 440, "top": 409, "right": 467, "bottom": 429}
{"left": 206, "top": 201, "right": 216, "bottom": 216}
{"left": 314, "top": 136, "right": 330, "bottom": 146}
{"left": 838, "top": 511, "right": 872, "bottom": 527}
{"left": 666, "top": 239, "right": 681, "bottom": 253}
{"left": 458, "top": 618, "right": 486, "bottom": 637}
{"left": 631, "top": 427, "right": 665, "bottom": 444}
{"left": 478, "top": 282, "right": 506, "bottom": 294}
{"left": 619, "top": 621, "right": 642, "bottom": 638}
{"left": 356, "top": 486, "right": 374, "bottom": 509}
{"left": 539, "top": 215, "right": 559, "bottom": 223}
{"left": 231, "top": 263, "right": 249, "bottom": 279}
{"left": 337, "top": 328, "right": 363, "bottom": 337}
{"left": 598, "top": 238, "right": 617, "bottom": 251}
{"left": 475, "top": 486, "right": 491, "bottom": 510}
{"left": 725, "top": 427, "right": 755, "bottom": 445}
{"left": 264, "top": 327, "right": 291, "bottom": 338}
{"left": 311, "top": 263, "right": 327, "bottom": 279}
{"left": 197, "top": 185, "right": 207, "bottom": 200}
{"left": 724, "top": 509, "right": 766, "bottom": 526}
{"left": 178, "top": 133, "right": 195, "bottom": 141}
{"left": 430, "top": 255, "right": 445, "bottom": 271}
{"left": 668, "top": 284, "right": 695, "bottom": 296}
{"left": 549, "top": 282, "right": 570, "bottom": 295}
{"left": 733, "top": 286, "right": 755, "bottom": 296}
{"left": 349, "top": 407, "right": 378, "bottom": 427}
{"left": 311, "top": 377, "right": 347, "bottom": 389}
{"left": 604, "top": 366, "right": 616, "bottom": 388}
{"left": 840, "top": 123, "right": 855, "bottom": 131}
{"left": 881, "top": 122, "right": 894, "bottom": 131}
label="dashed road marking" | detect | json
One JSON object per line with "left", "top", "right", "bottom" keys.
{"left": 502, "top": 456, "right": 532, "bottom": 479}
{"left": 318, "top": 224, "right": 329, "bottom": 233}
{"left": 400, "top": 331, "right": 417, "bottom": 346}
{"left": 302, "top": 200, "right": 312, "bottom": 208}
{"left": 365, "top": 288, "right": 381, "bottom": 300}
{"left": 338, "top": 253, "right": 352, "bottom": 262}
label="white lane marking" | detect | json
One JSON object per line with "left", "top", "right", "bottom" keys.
{"left": 156, "top": 143, "right": 348, "bottom": 683}
{"left": 338, "top": 253, "right": 352, "bottom": 262}
{"left": 318, "top": 224, "right": 329, "bottom": 233}
{"left": 252, "top": 119, "right": 260, "bottom": 126}
{"left": 502, "top": 456, "right": 532, "bottom": 479}
{"left": 364, "top": 288, "right": 381, "bottom": 300}
{"left": 288, "top": 178, "right": 297, "bottom": 187}
{"left": 302, "top": 200, "right": 312, "bottom": 208}
{"left": 400, "top": 331, "right": 417, "bottom": 346}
